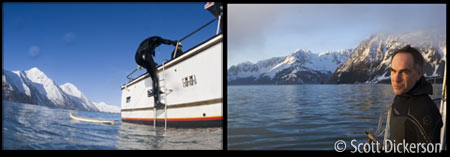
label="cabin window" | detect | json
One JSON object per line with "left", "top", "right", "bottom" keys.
{"left": 182, "top": 74, "right": 197, "bottom": 88}
{"left": 126, "top": 96, "right": 131, "bottom": 103}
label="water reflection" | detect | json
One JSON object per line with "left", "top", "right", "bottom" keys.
{"left": 117, "top": 122, "right": 166, "bottom": 150}
{"left": 117, "top": 122, "right": 222, "bottom": 150}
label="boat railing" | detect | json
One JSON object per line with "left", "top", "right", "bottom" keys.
{"left": 126, "top": 68, "right": 139, "bottom": 82}
{"left": 179, "top": 16, "right": 219, "bottom": 43}
{"left": 426, "top": 76, "right": 444, "bottom": 84}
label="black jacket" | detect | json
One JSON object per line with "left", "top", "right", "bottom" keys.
{"left": 137, "top": 36, "right": 177, "bottom": 57}
{"left": 390, "top": 76, "right": 442, "bottom": 144}
{"left": 135, "top": 36, "right": 177, "bottom": 69}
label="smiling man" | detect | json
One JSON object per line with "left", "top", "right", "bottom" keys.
{"left": 389, "top": 45, "right": 442, "bottom": 148}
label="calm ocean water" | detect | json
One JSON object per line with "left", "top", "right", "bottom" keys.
{"left": 227, "top": 84, "right": 443, "bottom": 150}
{"left": 2, "top": 101, "right": 222, "bottom": 150}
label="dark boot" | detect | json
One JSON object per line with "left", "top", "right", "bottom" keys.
{"left": 155, "top": 101, "right": 165, "bottom": 109}
{"left": 154, "top": 88, "right": 165, "bottom": 109}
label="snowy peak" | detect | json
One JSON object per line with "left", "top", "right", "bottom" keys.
{"left": 22, "top": 67, "right": 68, "bottom": 106}
{"left": 27, "top": 67, "right": 44, "bottom": 74}
{"left": 317, "top": 49, "right": 353, "bottom": 65}
{"left": 270, "top": 55, "right": 296, "bottom": 72}
{"left": 60, "top": 82, "right": 82, "bottom": 98}
{"left": 293, "top": 48, "right": 313, "bottom": 55}
{"left": 59, "top": 82, "right": 94, "bottom": 111}
{"left": 24, "top": 67, "right": 50, "bottom": 83}
{"left": 318, "top": 49, "right": 350, "bottom": 56}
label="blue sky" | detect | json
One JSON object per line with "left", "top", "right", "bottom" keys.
{"left": 228, "top": 4, "right": 446, "bottom": 68}
{"left": 3, "top": 2, "right": 220, "bottom": 107}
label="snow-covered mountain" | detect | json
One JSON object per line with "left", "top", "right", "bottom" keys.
{"left": 228, "top": 29, "right": 446, "bottom": 85}
{"left": 2, "top": 67, "right": 120, "bottom": 113}
{"left": 60, "top": 83, "right": 120, "bottom": 113}
{"left": 329, "top": 29, "right": 446, "bottom": 84}
{"left": 59, "top": 82, "right": 100, "bottom": 112}
{"left": 93, "top": 102, "right": 121, "bottom": 113}
{"left": 228, "top": 49, "right": 352, "bottom": 84}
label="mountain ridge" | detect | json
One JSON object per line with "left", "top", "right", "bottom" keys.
{"left": 228, "top": 30, "right": 446, "bottom": 85}
{"left": 2, "top": 67, "right": 120, "bottom": 113}
{"left": 329, "top": 30, "right": 445, "bottom": 84}
{"left": 228, "top": 48, "right": 352, "bottom": 84}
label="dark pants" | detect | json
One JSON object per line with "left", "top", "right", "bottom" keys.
{"left": 137, "top": 52, "right": 162, "bottom": 106}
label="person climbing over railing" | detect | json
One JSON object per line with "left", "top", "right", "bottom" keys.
{"left": 135, "top": 36, "right": 178, "bottom": 109}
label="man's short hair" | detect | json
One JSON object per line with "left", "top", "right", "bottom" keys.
{"left": 391, "top": 45, "right": 424, "bottom": 72}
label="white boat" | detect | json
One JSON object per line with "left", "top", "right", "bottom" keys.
{"left": 120, "top": 2, "right": 223, "bottom": 128}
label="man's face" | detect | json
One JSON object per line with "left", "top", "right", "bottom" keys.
{"left": 390, "top": 52, "right": 423, "bottom": 95}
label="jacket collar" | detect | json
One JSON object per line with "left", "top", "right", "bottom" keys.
{"left": 402, "top": 76, "right": 433, "bottom": 97}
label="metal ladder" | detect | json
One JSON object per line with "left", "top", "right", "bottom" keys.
{"left": 154, "top": 59, "right": 169, "bottom": 130}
